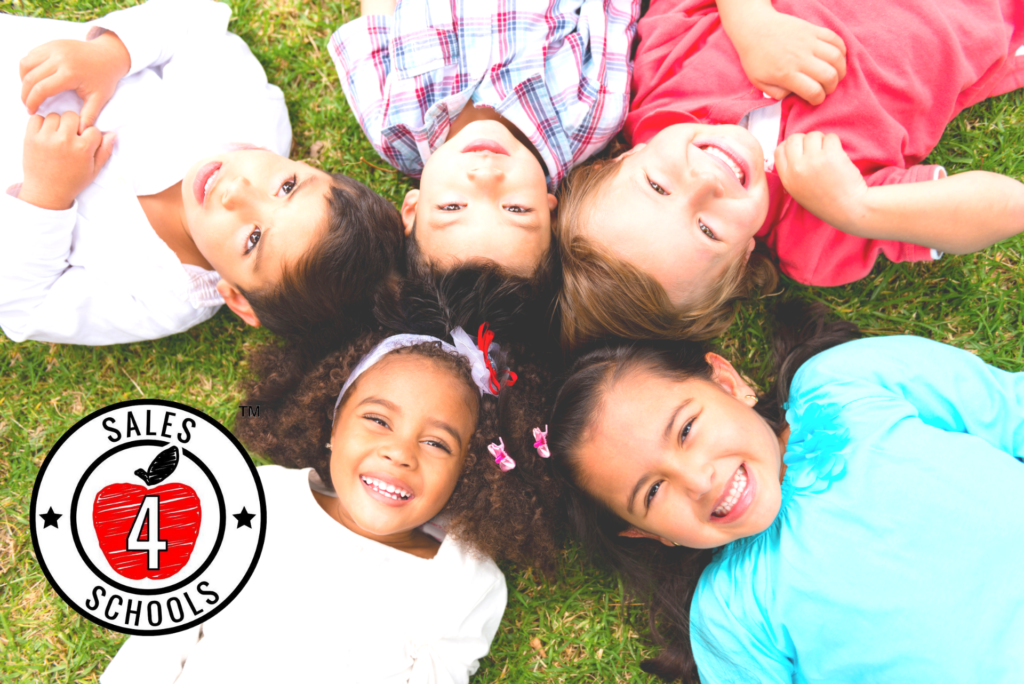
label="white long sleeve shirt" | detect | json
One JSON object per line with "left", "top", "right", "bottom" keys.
{"left": 100, "top": 466, "right": 508, "bottom": 684}
{"left": 0, "top": 0, "right": 291, "bottom": 345}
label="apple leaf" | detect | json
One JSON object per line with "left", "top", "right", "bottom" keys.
{"left": 134, "top": 445, "right": 179, "bottom": 486}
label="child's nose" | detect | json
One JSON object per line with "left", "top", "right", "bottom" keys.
{"left": 677, "top": 461, "right": 715, "bottom": 500}
{"left": 379, "top": 441, "right": 418, "bottom": 469}
{"left": 220, "top": 176, "right": 257, "bottom": 210}
{"left": 689, "top": 166, "right": 726, "bottom": 202}
{"left": 466, "top": 166, "right": 506, "bottom": 185}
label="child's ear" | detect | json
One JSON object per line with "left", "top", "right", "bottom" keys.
{"left": 547, "top": 193, "right": 558, "bottom": 213}
{"left": 744, "top": 237, "right": 756, "bottom": 262}
{"left": 401, "top": 189, "right": 419, "bottom": 237}
{"left": 618, "top": 526, "right": 677, "bottom": 547}
{"left": 706, "top": 352, "right": 757, "bottom": 406}
{"left": 216, "top": 280, "right": 261, "bottom": 328}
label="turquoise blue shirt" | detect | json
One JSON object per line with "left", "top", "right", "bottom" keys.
{"left": 690, "top": 336, "right": 1024, "bottom": 683}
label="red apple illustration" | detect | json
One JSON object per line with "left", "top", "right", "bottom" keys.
{"left": 93, "top": 446, "right": 202, "bottom": 580}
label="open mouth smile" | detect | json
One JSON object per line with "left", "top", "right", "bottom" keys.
{"left": 710, "top": 464, "right": 756, "bottom": 522}
{"left": 696, "top": 142, "right": 747, "bottom": 187}
{"left": 192, "top": 162, "right": 222, "bottom": 206}
{"left": 360, "top": 475, "right": 414, "bottom": 504}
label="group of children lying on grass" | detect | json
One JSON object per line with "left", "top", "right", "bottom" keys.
{"left": 3, "top": 0, "right": 1022, "bottom": 682}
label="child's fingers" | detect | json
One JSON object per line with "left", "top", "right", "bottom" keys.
{"left": 802, "top": 58, "right": 841, "bottom": 96}
{"left": 815, "top": 26, "right": 847, "bottom": 58}
{"left": 777, "top": 133, "right": 803, "bottom": 166}
{"left": 41, "top": 111, "right": 63, "bottom": 133}
{"left": 760, "top": 84, "right": 791, "bottom": 102}
{"left": 24, "top": 114, "right": 45, "bottom": 137}
{"left": 57, "top": 111, "right": 81, "bottom": 138}
{"left": 823, "top": 132, "right": 845, "bottom": 154}
{"left": 79, "top": 94, "right": 105, "bottom": 134}
{"left": 21, "top": 64, "right": 59, "bottom": 111}
{"left": 94, "top": 131, "right": 117, "bottom": 170}
{"left": 24, "top": 73, "right": 71, "bottom": 115}
{"left": 801, "top": 131, "right": 826, "bottom": 154}
{"left": 773, "top": 145, "right": 788, "bottom": 176}
{"left": 18, "top": 46, "right": 49, "bottom": 80}
{"left": 79, "top": 124, "right": 101, "bottom": 150}
{"left": 813, "top": 41, "right": 847, "bottom": 84}
{"left": 786, "top": 72, "right": 827, "bottom": 106}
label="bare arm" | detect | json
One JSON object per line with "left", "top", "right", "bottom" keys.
{"left": 851, "top": 172, "right": 1024, "bottom": 254}
{"left": 775, "top": 132, "right": 1024, "bottom": 254}
{"left": 716, "top": 0, "right": 846, "bottom": 105}
{"left": 361, "top": 0, "right": 396, "bottom": 16}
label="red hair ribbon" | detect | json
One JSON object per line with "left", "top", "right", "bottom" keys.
{"left": 477, "top": 322, "right": 517, "bottom": 394}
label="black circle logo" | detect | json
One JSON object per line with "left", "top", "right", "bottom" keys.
{"left": 31, "top": 400, "right": 266, "bottom": 635}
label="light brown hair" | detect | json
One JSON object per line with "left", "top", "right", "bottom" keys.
{"left": 554, "top": 157, "right": 778, "bottom": 351}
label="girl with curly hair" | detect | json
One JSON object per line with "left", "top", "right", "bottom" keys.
{"left": 547, "top": 304, "right": 1024, "bottom": 683}
{"left": 101, "top": 323, "right": 561, "bottom": 684}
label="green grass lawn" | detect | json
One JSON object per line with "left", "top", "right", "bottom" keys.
{"left": 1, "top": 0, "right": 1022, "bottom": 681}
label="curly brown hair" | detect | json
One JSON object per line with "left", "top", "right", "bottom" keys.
{"left": 235, "top": 329, "right": 563, "bottom": 569}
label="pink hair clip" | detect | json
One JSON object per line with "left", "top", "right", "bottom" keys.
{"left": 487, "top": 438, "right": 516, "bottom": 472}
{"left": 532, "top": 426, "right": 550, "bottom": 458}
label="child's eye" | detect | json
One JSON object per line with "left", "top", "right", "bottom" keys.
{"left": 646, "top": 481, "right": 662, "bottom": 508}
{"left": 277, "top": 175, "right": 297, "bottom": 197}
{"left": 438, "top": 203, "right": 464, "bottom": 211}
{"left": 698, "top": 220, "right": 716, "bottom": 241}
{"left": 363, "top": 414, "right": 390, "bottom": 429}
{"left": 647, "top": 176, "right": 668, "bottom": 195}
{"left": 244, "top": 226, "right": 261, "bottom": 254}
{"left": 423, "top": 439, "right": 452, "bottom": 454}
{"left": 503, "top": 205, "right": 531, "bottom": 214}
{"left": 680, "top": 418, "right": 695, "bottom": 444}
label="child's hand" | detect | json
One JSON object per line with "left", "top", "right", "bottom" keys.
{"left": 19, "top": 112, "right": 116, "bottom": 211}
{"left": 20, "top": 32, "right": 131, "bottom": 134}
{"left": 724, "top": 7, "right": 847, "bottom": 105}
{"left": 775, "top": 132, "right": 867, "bottom": 229}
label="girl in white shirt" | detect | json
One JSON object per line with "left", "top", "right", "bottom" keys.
{"left": 102, "top": 324, "right": 561, "bottom": 683}
{"left": 0, "top": 0, "right": 403, "bottom": 346}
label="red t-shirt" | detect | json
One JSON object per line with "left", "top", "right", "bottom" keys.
{"left": 625, "top": 0, "right": 1024, "bottom": 286}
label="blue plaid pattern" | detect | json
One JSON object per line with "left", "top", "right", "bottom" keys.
{"left": 329, "top": 0, "right": 640, "bottom": 189}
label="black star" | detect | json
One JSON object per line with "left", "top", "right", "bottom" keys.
{"left": 233, "top": 507, "right": 256, "bottom": 528}
{"left": 40, "top": 507, "right": 62, "bottom": 529}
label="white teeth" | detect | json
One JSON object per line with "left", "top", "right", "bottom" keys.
{"left": 701, "top": 145, "right": 745, "bottom": 184}
{"left": 712, "top": 466, "right": 748, "bottom": 517}
{"left": 360, "top": 476, "right": 411, "bottom": 500}
{"left": 203, "top": 170, "right": 218, "bottom": 200}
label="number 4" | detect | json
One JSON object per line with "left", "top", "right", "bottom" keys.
{"left": 127, "top": 495, "right": 168, "bottom": 570}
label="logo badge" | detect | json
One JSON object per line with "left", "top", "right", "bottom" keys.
{"left": 31, "top": 399, "right": 266, "bottom": 635}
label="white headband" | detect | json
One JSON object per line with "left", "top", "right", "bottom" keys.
{"left": 334, "top": 327, "right": 503, "bottom": 411}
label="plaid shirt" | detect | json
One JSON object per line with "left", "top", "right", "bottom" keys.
{"left": 329, "top": 0, "right": 640, "bottom": 190}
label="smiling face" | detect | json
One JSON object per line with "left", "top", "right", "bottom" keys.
{"left": 574, "top": 355, "right": 784, "bottom": 549}
{"left": 402, "top": 120, "right": 556, "bottom": 276}
{"left": 181, "top": 149, "right": 335, "bottom": 292}
{"left": 581, "top": 123, "right": 771, "bottom": 306}
{"left": 326, "top": 352, "right": 479, "bottom": 543}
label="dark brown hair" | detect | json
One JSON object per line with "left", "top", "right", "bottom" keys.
{"left": 235, "top": 328, "right": 564, "bottom": 569}
{"left": 554, "top": 158, "right": 778, "bottom": 351}
{"left": 404, "top": 220, "right": 562, "bottom": 302}
{"left": 380, "top": 256, "right": 562, "bottom": 352}
{"left": 547, "top": 302, "right": 860, "bottom": 681}
{"left": 239, "top": 173, "right": 403, "bottom": 350}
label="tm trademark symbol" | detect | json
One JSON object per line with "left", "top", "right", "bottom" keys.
{"left": 238, "top": 406, "right": 259, "bottom": 417}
